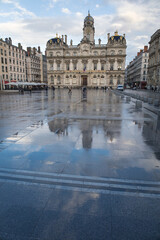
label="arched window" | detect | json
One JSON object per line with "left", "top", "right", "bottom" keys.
{"left": 101, "top": 75, "right": 104, "bottom": 78}
{"left": 66, "top": 75, "right": 69, "bottom": 78}
{"left": 66, "top": 52, "right": 70, "bottom": 56}
{"left": 73, "top": 75, "right": 76, "bottom": 78}
{"left": 93, "top": 75, "right": 96, "bottom": 78}
{"left": 118, "top": 50, "right": 122, "bottom": 55}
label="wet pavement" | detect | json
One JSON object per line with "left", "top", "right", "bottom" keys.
{"left": 0, "top": 89, "right": 160, "bottom": 240}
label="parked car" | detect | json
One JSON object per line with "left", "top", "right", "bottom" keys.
{"left": 117, "top": 85, "right": 124, "bottom": 91}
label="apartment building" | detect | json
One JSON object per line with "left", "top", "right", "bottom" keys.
{"left": 0, "top": 37, "right": 26, "bottom": 89}
{"left": 125, "top": 46, "right": 149, "bottom": 89}
{"left": 148, "top": 29, "right": 160, "bottom": 87}
{"left": 26, "top": 47, "right": 42, "bottom": 82}
{"left": 0, "top": 38, "right": 9, "bottom": 89}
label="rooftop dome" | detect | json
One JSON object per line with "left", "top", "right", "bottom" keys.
{"left": 47, "top": 34, "right": 64, "bottom": 45}
{"left": 84, "top": 11, "right": 94, "bottom": 23}
{"left": 110, "top": 30, "right": 125, "bottom": 41}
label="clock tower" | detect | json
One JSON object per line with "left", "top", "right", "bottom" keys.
{"left": 83, "top": 11, "right": 95, "bottom": 44}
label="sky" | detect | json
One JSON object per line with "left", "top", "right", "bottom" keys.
{"left": 0, "top": 0, "right": 160, "bottom": 66}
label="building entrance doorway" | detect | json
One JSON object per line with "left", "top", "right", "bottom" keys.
{"left": 81, "top": 76, "right": 88, "bottom": 86}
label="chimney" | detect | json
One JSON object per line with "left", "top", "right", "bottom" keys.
{"left": 137, "top": 52, "right": 140, "bottom": 57}
{"left": 62, "top": 35, "right": 64, "bottom": 43}
{"left": 144, "top": 46, "right": 148, "bottom": 52}
{"left": 5, "top": 38, "right": 8, "bottom": 44}
{"left": 33, "top": 47, "right": 36, "bottom": 55}
{"left": 107, "top": 33, "right": 110, "bottom": 40}
{"left": 65, "top": 35, "right": 67, "bottom": 44}
{"left": 9, "top": 37, "right": 12, "bottom": 45}
{"left": 70, "top": 39, "right": 73, "bottom": 46}
{"left": 98, "top": 38, "right": 101, "bottom": 45}
{"left": 27, "top": 47, "right": 31, "bottom": 56}
{"left": 38, "top": 46, "right": 41, "bottom": 53}
{"left": 18, "top": 43, "right": 21, "bottom": 49}
{"left": 140, "top": 49, "right": 143, "bottom": 53}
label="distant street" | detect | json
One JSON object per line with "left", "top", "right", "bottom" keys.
{"left": 0, "top": 89, "right": 160, "bottom": 240}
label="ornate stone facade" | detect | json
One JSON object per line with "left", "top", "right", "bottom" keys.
{"left": 46, "top": 13, "right": 127, "bottom": 88}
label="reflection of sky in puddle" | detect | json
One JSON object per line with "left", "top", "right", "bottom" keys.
{"left": 0, "top": 103, "right": 160, "bottom": 179}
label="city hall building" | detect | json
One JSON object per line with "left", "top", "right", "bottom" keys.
{"left": 46, "top": 12, "right": 127, "bottom": 88}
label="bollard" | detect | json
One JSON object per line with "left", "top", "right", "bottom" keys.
{"left": 148, "top": 98, "right": 153, "bottom": 104}
{"left": 154, "top": 100, "right": 160, "bottom": 107}
{"left": 126, "top": 96, "right": 131, "bottom": 102}
{"left": 135, "top": 100, "right": 142, "bottom": 108}
{"left": 140, "top": 96, "right": 144, "bottom": 101}
{"left": 143, "top": 97, "right": 148, "bottom": 102}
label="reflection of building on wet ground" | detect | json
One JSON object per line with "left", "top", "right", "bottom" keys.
{"left": 142, "top": 114, "right": 160, "bottom": 159}
{"left": 48, "top": 119, "right": 69, "bottom": 136}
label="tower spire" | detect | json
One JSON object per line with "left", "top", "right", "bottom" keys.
{"left": 88, "top": 10, "right": 90, "bottom": 16}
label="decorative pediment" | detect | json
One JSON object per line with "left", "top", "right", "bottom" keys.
{"left": 100, "top": 60, "right": 106, "bottom": 64}
{"left": 93, "top": 59, "right": 98, "bottom": 64}
{"left": 117, "top": 58, "right": 123, "bottom": 63}
{"left": 56, "top": 60, "right": 61, "bottom": 64}
{"left": 65, "top": 60, "right": 70, "bottom": 64}
{"left": 82, "top": 59, "right": 88, "bottom": 64}
{"left": 109, "top": 58, "right": 115, "bottom": 63}
{"left": 72, "top": 59, "right": 78, "bottom": 64}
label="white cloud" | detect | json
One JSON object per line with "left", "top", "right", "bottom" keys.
{"left": 1, "top": 0, "right": 13, "bottom": 3}
{"left": 1, "top": 0, "right": 35, "bottom": 17}
{"left": 0, "top": 0, "right": 160, "bottom": 65}
{"left": 76, "top": 12, "right": 83, "bottom": 17}
{"left": 96, "top": 4, "right": 99, "bottom": 8}
{"left": 135, "top": 35, "right": 149, "bottom": 40}
{"left": 61, "top": 8, "right": 71, "bottom": 14}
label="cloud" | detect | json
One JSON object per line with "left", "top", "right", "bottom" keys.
{"left": 47, "top": 0, "right": 60, "bottom": 9}
{"left": 1, "top": 0, "right": 35, "bottom": 17}
{"left": 135, "top": 35, "right": 149, "bottom": 40}
{"left": 0, "top": 0, "right": 160, "bottom": 65}
{"left": 76, "top": 12, "right": 83, "bottom": 17}
{"left": 61, "top": 8, "right": 71, "bottom": 14}
{"left": 96, "top": 4, "right": 99, "bottom": 8}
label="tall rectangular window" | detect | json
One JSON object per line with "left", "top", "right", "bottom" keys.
{"left": 57, "top": 63, "right": 60, "bottom": 70}
{"left": 110, "top": 63, "right": 114, "bottom": 70}
{"left": 94, "top": 63, "right": 97, "bottom": 70}
{"left": 73, "top": 63, "right": 77, "bottom": 70}
{"left": 66, "top": 64, "right": 69, "bottom": 71}
{"left": 101, "top": 64, "right": 104, "bottom": 70}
